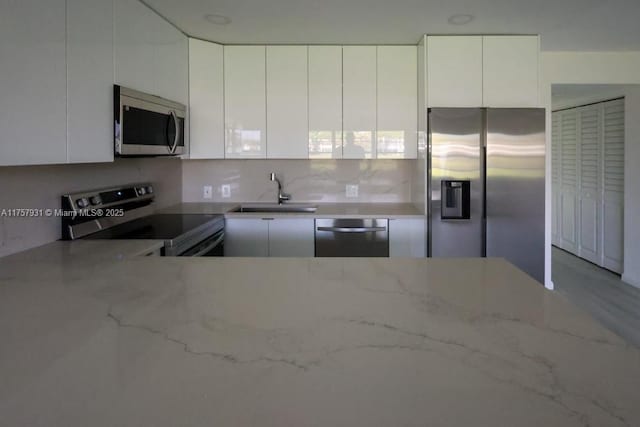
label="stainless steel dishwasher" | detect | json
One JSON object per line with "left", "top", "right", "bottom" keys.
{"left": 315, "top": 219, "right": 389, "bottom": 257}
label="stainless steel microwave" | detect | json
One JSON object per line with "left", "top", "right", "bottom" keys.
{"left": 114, "top": 85, "right": 186, "bottom": 156}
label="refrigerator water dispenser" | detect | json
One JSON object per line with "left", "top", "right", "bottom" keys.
{"left": 441, "top": 180, "right": 470, "bottom": 220}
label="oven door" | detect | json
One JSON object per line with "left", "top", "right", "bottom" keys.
{"left": 115, "top": 86, "right": 186, "bottom": 156}
{"left": 178, "top": 230, "right": 224, "bottom": 257}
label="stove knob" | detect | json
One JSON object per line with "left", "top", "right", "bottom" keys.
{"left": 76, "top": 198, "right": 89, "bottom": 208}
{"left": 89, "top": 195, "right": 101, "bottom": 206}
{"left": 137, "top": 187, "right": 146, "bottom": 196}
{"left": 145, "top": 185, "right": 153, "bottom": 194}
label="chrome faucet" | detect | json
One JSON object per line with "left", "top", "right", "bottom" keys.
{"left": 270, "top": 173, "right": 290, "bottom": 204}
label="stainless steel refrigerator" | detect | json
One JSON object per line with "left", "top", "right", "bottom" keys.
{"left": 428, "top": 108, "right": 545, "bottom": 283}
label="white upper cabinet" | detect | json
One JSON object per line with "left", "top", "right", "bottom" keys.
{"left": 0, "top": 0, "right": 67, "bottom": 166}
{"left": 188, "top": 39, "right": 224, "bottom": 159}
{"left": 224, "top": 46, "right": 267, "bottom": 159}
{"left": 153, "top": 20, "right": 188, "bottom": 105}
{"left": 377, "top": 46, "right": 418, "bottom": 159}
{"left": 114, "top": 0, "right": 187, "bottom": 104}
{"left": 266, "top": 46, "right": 309, "bottom": 159}
{"left": 114, "top": 0, "right": 156, "bottom": 95}
{"left": 308, "top": 46, "right": 343, "bottom": 159}
{"left": 343, "top": 46, "right": 377, "bottom": 159}
{"left": 427, "top": 36, "right": 483, "bottom": 107}
{"left": 67, "top": 0, "right": 114, "bottom": 163}
{"left": 482, "top": 36, "right": 539, "bottom": 107}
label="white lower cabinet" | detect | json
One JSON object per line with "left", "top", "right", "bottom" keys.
{"left": 389, "top": 218, "right": 426, "bottom": 258}
{"left": 268, "top": 218, "right": 315, "bottom": 257}
{"left": 225, "top": 218, "right": 314, "bottom": 257}
{"left": 224, "top": 219, "right": 269, "bottom": 257}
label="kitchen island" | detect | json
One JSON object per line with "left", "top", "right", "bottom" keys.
{"left": 1, "top": 244, "right": 639, "bottom": 426}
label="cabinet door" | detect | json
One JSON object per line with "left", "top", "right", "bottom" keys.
{"left": 224, "top": 46, "right": 267, "bottom": 158}
{"left": 577, "top": 106, "right": 600, "bottom": 264}
{"left": 67, "top": 0, "right": 114, "bottom": 164}
{"left": 559, "top": 110, "right": 579, "bottom": 254}
{"left": 224, "top": 218, "right": 269, "bottom": 257}
{"left": 427, "top": 36, "right": 482, "bottom": 107}
{"left": 308, "top": 46, "right": 343, "bottom": 159}
{"left": 389, "top": 218, "right": 426, "bottom": 257}
{"left": 268, "top": 218, "right": 315, "bottom": 257}
{"left": 343, "top": 46, "right": 376, "bottom": 159}
{"left": 188, "top": 39, "right": 224, "bottom": 159}
{"left": 114, "top": 0, "right": 156, "bottom": 95}
{"left": 153, "top": 18, "right": 188, "bottom": 104}
{"left": 601, "top": 99, "right": 624, "bottom": 273}
{"left": 483, "top": 36, "right": 539, "bottom": 107}
{"left": 266, "top": 46, "right": 308, "bottom": 158}
{"left": 377, "top": 46, "right": 417, "bottom": 159}
{"left": 0, "top": 0, "right": 67, "bottom": 166}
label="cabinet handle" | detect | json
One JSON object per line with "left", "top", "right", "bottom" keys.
{"left": 317, "top": 226, "right": 386, "bottom": 233}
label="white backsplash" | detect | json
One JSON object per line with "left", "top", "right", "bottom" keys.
{"left": 182, "top": 159, "right": 415, "bottom": 203}
{"left": 1, "top": 157, "right": 422, "bottom": 257}
{"left": 0, "top": 158, "right": 182, "bottom": 257}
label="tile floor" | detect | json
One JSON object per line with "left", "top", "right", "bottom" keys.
{"left": 552, "top": 246, "right": 640, "bottom": 348}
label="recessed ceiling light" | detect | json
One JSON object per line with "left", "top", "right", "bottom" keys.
{"left": 204, "top": 14, "right": 231, "bottom": 25}
{"left": 448, "top": 14, "right": 474, "bottom": 25}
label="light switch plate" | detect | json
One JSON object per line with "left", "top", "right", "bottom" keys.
{"left": 346, "top": 184, "right": 359, "bottom": 198}
{"left": 203, "top": 185, "right": 213, "bottom": 199}
{"left": 221, "top": 184, "right": 231, "bottom": 199}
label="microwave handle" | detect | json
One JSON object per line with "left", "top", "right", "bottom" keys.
{"left": 168, "top": 110, "right": 180, "bottom": 154}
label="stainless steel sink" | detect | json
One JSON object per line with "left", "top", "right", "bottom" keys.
{"left": 231, "top": 203, "right": 318, "bottom": 213}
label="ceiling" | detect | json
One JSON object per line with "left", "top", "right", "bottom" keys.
{"left": 143, "top": 0, "right": 640, "bottom": 51}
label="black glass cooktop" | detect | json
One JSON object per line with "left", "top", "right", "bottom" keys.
{"left": 84, "top": 214, "right": 222, "bottom": 240}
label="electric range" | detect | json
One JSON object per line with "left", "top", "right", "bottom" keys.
{"left": 61, "top": 183, "right": 224, "bottom": 256}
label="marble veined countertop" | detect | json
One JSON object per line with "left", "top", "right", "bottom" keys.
{"left": 160, "top": 202, "right": 425, "bottom": 218}
{"left": 1, "top": 248, "right": 639, "bottom": 426}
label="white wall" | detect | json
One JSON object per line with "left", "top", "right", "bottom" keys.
{"left": 541, "top": 51, "right": 640, "bottom": 289}
{"left": 0, "top": 158, "right": 182, "bottom": 257}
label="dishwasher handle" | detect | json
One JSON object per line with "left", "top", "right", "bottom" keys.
{"left": 317, "top": 226, "right": 386, "bottom": 233}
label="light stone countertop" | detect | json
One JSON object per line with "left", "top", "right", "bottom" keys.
{"left": 1, "top": 250, "right": 639, "bottom": 426}
{"left": 3, "top": 239, "right": 165, "bottom": 262}
{"left": 160, "top": 202, "right": 425, "bottom": 218}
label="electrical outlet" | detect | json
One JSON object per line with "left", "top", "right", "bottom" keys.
{"left": 221, "top": 184, "right": 231, "bottom": 199}
{"left": 203, "top": 185, "right": 213, "bottom": 199}
{"left": 346, "top": 184, "right": 359, "bottom": 198}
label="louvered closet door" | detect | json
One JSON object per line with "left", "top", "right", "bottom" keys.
{"left": 601, "top": 99, "right": 624, "bottom": 273}
{"left": 559, "top": 110, "right": 579, "bottom": 254}
{"left": 551, "top": 113, "right": 562, "bottom": 246}
{"left": 578, "top": 106, "right": 601, "bottom": 264}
